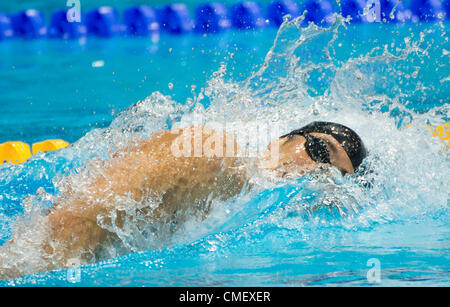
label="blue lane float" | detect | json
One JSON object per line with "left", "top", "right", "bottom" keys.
{"left": 86, "top": 6, "right": 125, "bottom": 38}
{"left": 123, "top": 5, "right": 159, "bottom": 36}
{"left": 11, "top": 9, "right": 47, "bottom": 39}
{"left": 340, "top": 0, "right": 407, "bottom": 23}
{"left": 267, "top": 0, "right": 300, "bottom": 26}
{"left": 339, "top": 0, "right": 370, "bottom": 23}
{"left": 410, "top": 0, "right": 445, "bottom": 21}
{"left": 231, "top": 2, "right": 267, "bottom": 29}
{"left": 48, "top": 9, "right": 87, "bottom": 39}
{"left": 396, "top": 9, "right": 416, "bottom": 23}
{"left": 0, "top": 13, "right": 14, "bottom": 40}
{"left": 340, "top": 0, "right": 410, "bottom": 23}
{"left": 302, "top": 0, "right": 334, "bottom": 26}
{"left": 445, "top": 0, "right": 450, "bottom": 17}
{"left": 378, "top": 0, "right": 405, "bottom": 22}
{"left": 159, "top": 3, "right": 194, "bottom": 34}
{"left": 195, "top": 3, "right": 231, "bottom": 33}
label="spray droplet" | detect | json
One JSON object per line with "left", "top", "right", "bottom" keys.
{"left": 168, "top": 82, "right": 173, "bottom": 90}
{"left": 92, "top": 60, "right": 105, "bottom": 68}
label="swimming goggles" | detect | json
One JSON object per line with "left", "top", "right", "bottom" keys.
{"left": 284, "top": 132, "right": 331, "bottom": 164}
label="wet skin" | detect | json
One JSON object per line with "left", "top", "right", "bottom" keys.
{"left": 1, "top": 126, "right": 354, "bottom": 279}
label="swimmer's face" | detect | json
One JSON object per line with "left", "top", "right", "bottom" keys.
{"left": 264, "top": 132, "right": 354, "bottom": 177}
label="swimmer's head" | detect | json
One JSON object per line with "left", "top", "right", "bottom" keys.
{"left": 267, "top": 121, "right": 367, "bottom": 176}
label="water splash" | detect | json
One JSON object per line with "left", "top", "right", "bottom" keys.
{"left": 0, "top": 15, "right": 448, "bottom": 284}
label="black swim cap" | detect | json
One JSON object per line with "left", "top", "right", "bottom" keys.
{"left": 282, "top": 121, "right": 368, "bottom": 171}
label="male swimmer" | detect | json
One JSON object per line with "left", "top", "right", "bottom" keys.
{"left": 1, "top": 121, "right": 366, "bottom": 279}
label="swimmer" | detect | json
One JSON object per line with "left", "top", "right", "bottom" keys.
{"left": 0, "top": 121, "right": 366, "bottom": 279}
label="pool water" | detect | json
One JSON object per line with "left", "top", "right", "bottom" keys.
{"left": 0, "top": 15, "right": 449, "bottom": 286}
{"left": 0, "top": 28, "right": 280, "bottom": 145}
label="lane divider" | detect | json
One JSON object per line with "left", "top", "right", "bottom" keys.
{"left": 429, "top": 123, "right": 450, "bottom": 150}
{"left": 0, "top": 139, "right": 69, "bottom": 165}
{"left": 0, "top": 0, "right": 448, "bottom": 41}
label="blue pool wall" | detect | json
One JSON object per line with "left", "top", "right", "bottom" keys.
{"left": 0, "top": 0, "right": 449, "bottom": 40}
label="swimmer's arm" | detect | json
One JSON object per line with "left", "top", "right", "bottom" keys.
{"left": 44, "top": 127, "right": 246, "bottom": 266}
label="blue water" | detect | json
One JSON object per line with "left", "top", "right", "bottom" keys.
{"left": 0, "top": 32, "right": 280, "bottom": 145}
{"left": 0, "top": 13, "right": 449, "bottom": 286}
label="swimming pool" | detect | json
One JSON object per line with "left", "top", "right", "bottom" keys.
{"left": 0, "top": 1, "right": 449, "bottom": 286}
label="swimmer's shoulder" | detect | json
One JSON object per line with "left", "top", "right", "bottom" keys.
{"left": 142, "top": 126, "right": 238, "bottom": 151}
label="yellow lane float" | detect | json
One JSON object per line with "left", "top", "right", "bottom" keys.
{"left": 0, "top": 139, "right": 69, "bottom": 165}
{"left": 428, "top": 123, "right": 449, "bottom": 150}
{"left": 0, "top": 141, "right": 32, "bottom": 165}
{"left": 32, "top": 139, "right": 69, "bottom": 155}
